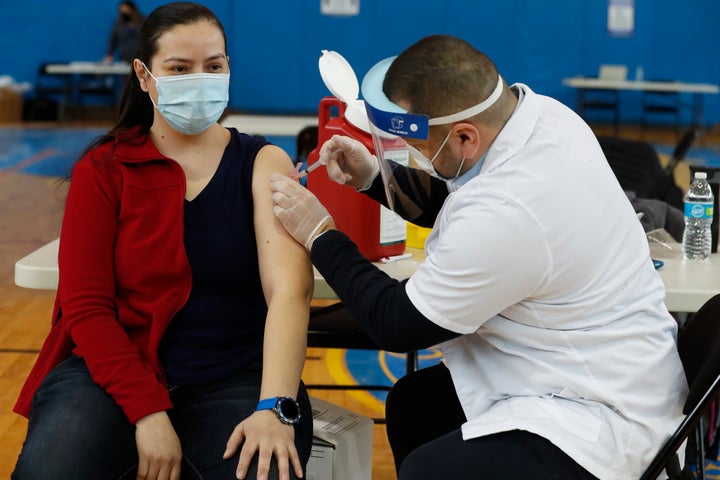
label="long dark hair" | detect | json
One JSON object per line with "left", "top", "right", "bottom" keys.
{"left": 79, "top": 2, "right": 227, "bottom": 158}
{"left": 120, "top": 0, "right": 141, "bottom": 16}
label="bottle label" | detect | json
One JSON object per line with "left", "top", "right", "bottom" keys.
{"left": 684, "top": 202, "right": 714, "bottom": 219}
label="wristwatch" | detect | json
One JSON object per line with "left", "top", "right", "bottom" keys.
{"left": 255, "top": 396, "right": 301, "bottom": 425}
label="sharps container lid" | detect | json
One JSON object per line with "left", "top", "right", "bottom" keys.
{"left": 318, "top": 50, "right": 371, "bottom": 133}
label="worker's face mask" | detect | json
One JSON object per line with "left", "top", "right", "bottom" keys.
{"left": 142, "top": 63, "right": 229, "bottom": 136}
{"left": 406, "top": 130, "right": 465, "bottom": 181}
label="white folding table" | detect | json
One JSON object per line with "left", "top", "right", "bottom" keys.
{"left": 14, "top": 238, "right": 720, "bottom": 312}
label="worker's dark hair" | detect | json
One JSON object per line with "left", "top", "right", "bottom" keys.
{"left": 383, "top": 34, "right": 514, "bottom": 137}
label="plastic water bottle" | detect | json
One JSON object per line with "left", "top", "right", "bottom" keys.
{"left": 682, "top": 171, "right": 714, "bottom": 260}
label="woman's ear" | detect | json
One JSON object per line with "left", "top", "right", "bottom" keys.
{"left": 133, "top": 58, "right": 149, "bottom": 92}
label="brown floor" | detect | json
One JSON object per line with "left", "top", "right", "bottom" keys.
{"left": 0, "top": 120, "right": 718, "bottom": 479}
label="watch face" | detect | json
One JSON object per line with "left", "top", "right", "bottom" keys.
{"left": 278, "top": 397, "right": 300, "bottom": 421}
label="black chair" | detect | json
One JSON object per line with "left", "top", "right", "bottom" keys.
{"left": 642, "top": 82, "right": 683, "bottom": 137}
{"left": 307, "top": 302, "right": 419, "bottom": 423}
{"left": 75, "top": 74, "right": 119, "bottom": 118}
{"left": 29, "top": 62, "right": 73, "bottom": 121}
{"left": 664, "top": 127, "right": 699, "bottom": 177}
{"left": 598, "top": 135, "right": 684, "bottom": 210}
{"left": 640, "top": 294, "right": 720, "bottom": 479}
{"left": 576, "top": 65, "right": 628, "bottom": 134}
{"left": 577, "top": 88, "right": 621, "bottom": 134}
{"left": 308, "top": 302, "right": 419, "bottom": 387}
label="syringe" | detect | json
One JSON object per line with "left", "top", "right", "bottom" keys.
{"left": 293, "top": 159, "right": 326, "bottom": 179}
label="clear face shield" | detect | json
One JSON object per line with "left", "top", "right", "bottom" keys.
{"left": 360, "top": 56, "right": 504, "bottom": 214}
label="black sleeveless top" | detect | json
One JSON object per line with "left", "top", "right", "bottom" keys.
{"left": 159, "top": 129, "right": 270, "bottom": 385}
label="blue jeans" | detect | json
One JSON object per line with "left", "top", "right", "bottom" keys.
{"left": 12, "top": 356, "right": 313, "bottom": 480}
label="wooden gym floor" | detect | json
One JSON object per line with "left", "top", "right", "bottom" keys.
{"left": 1, "top": 118, "right": 719, "bottom": 479}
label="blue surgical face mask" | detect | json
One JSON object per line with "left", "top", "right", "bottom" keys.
{"left": 143, "top": 63, "right": 229, "bottom": 135}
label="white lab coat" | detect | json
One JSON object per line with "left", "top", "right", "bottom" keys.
{"left": 406, "top": 84, "right": 687, "bottom": 480}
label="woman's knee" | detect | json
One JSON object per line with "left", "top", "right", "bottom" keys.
{"left": 13, "top": 356, "right": 137, "bottom": 479}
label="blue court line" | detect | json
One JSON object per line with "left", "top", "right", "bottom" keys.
{"left": 3, "top": 127, "right": 719, "bottom": 177}
{"left": 0, "top": 127, "right": 105, "bottom": 177}
{"left": 0, "top": 127, "right": 299, "bottom": 177}
{"left": 343, "top": 348, "right": 443, "bottom": 403}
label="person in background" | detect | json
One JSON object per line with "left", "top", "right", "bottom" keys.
{"left": 269, "top": 34, "right": 687, "bottom": 480}
{"left": 104, "top": 0, "right": 145, "bottom": 64}
{"left": 12, "top": 3, "right": 313, "bottom": 480}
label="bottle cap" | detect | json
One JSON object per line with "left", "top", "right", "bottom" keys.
{"left": 695, "top": 172, "right": 708, "bottom": 180}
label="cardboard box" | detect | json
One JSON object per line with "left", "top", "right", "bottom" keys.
{"left": 306, "top": 396, "right": 374, "bottom": 480}
{"left": 0, "top": 87, "right": 23, "bottom": 123}
{"left": 307, "top": 436, "right": 334, "bottom": 480}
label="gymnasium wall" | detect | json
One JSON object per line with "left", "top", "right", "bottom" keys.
{"left": 2, "top": 0, "right": 718, "bottom": 124}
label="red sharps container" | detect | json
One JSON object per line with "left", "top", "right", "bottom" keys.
{"left": 306, "top": 51, "right": 406, "bottom": 261}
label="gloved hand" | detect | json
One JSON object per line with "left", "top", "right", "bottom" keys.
{"left": 320, "top": 135, "right": 379, "bottom": 191}
{"left": 270, "top": 173, "right": 335, "bottom": 251}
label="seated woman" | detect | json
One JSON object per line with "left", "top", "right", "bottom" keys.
{"left": 12, "top": 3, "right": 313, "bottom": 479}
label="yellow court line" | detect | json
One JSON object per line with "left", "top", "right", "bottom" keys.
{"left": 379, "top": 352, "right": 397, "bottom": 383}
{"left": 324, "top": 348, "right": 444, "bottom": 414}
{"left": 325, "top": 349, "right": 387, "bottom": 414}
{"left": 379, "top": 349, "right": 443, "bottom": 383}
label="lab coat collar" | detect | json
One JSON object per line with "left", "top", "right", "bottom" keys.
{"left": 481, "top": 83, "right": 540, "bottom": 174}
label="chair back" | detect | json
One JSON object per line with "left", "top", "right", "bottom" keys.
{"left": 664, "top": 128, "right": 699, "bottom": 176}
{"left": 678, "top": 294, "right": 720, "bottom": 411}
{"left": 597, "top": 135, "right": 684, "bottom": 209}
{"left": 35, "top": 62, "right": 71, "bottom": 96}
{"left": 640, "top": 294, "right": 720, "bottom": 479}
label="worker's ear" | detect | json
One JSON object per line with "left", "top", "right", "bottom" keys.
{"left": 133, "top": 58, "right": 149, "bottom": 92}
{"left": 451, "top": 122, "right": 482, "bottom": 159}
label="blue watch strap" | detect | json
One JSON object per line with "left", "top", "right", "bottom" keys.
{"left": 255, "top": 396, "right": 301, "bottom": 425}
{"left": 256, "top": 397, "right": 279, "bottom": 411}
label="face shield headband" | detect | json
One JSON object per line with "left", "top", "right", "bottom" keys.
{"left": 360, "top": 56, "right": 503, "bottom": 212}
{"left": 361, "top": 56, "right": 504, "bottom": 140}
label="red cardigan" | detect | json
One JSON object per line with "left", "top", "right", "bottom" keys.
{"left": 15, "top": 128, "right": 193, "bottom": 424}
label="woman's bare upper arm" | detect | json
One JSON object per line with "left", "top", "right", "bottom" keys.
{"left": 251, "top": 144, "right": 313, "bottom": 303}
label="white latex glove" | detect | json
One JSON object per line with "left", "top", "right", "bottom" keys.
{"left": 270, "top": 173, "right": 335, "bottom": 250}
{"left": 320, "top": 134, "right": 379, "bottom": 191}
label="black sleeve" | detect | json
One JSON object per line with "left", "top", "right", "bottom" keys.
{"left": 361, "top": 162, "right": 449, "bottom": 228}
{"left": 311, "top": 230, "right": 460, "bottom": 352}
{"left": 107, "top": 22, "right": 120, "bottom": 55}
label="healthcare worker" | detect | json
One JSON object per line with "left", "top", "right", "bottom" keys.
{"left": 270, "top": 35, "right": 687, "bottom": 480}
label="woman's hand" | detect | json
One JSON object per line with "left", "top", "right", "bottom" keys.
{"left": 135, "top": 411, "right": 182, "bottom": 480}
{"left": 224, "top": 410, "right": 303, "bottom": 480}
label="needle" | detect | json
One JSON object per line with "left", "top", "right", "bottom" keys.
{"left": 294, "top": 160, "right": 326, "bottom": 179}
